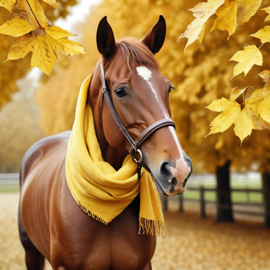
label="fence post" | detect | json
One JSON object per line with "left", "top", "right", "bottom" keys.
{"left": 200, "top": 186, "right": 206, "bottom": 218}
{"left": 179, "top": 194, "right": 183, "bottom": 212}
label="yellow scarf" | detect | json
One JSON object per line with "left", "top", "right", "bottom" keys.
{"left": 66, "top": 74, "right": 166, "bottom": 237}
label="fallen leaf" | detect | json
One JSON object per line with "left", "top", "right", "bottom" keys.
{"left": 178, "top": 0, "right": 225, "bottom": 50}
{"left": 211, "top": 0, "right": 238, "bottom": 38}
{"left": 250, "top": 26, "right": 270, "bottom": 43}
{"left": 230, "top": 45, "right": 263, "bottom": 78}
{"left": 0, "top": 17, "right": 34, "bottom": 37}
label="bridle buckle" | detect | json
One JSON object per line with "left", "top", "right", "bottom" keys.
{"left": 131, "top": 149, "right": 142, "bottom": 164}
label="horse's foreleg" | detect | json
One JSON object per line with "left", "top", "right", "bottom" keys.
{"left": 18, "top": 205, "right": 45, "bottom": 270}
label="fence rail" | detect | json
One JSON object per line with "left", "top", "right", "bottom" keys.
{"left": 162, "top": 186, "right": 268, "bottom": 222}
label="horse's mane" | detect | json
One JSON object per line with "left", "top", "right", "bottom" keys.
{"left": 104, "top": 38, "right": 160, "bottom": 72}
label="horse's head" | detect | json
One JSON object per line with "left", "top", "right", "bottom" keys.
{"left": 91, "top": 16, "right": 192, "bottom": 196}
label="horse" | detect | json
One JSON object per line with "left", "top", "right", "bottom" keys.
{"left": 18, "top": 15, "right": 192, "bottom": 270}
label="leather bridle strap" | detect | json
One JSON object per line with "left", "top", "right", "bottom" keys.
{"left": 100, "top": 63, "right": 175, "bottom": 180}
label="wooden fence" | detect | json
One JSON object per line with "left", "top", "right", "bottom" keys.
{"left": 162, "top": 186, "right": 270, "bottom": 224}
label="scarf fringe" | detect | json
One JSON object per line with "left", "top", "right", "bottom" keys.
{"left": 139, "top": 217, "right": 166, "bottom": 238}
{"left": 77, "top": 200, "right": 108, "bottom": 225}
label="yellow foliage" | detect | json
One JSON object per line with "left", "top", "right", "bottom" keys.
{"left": 35, "top": 0, "right": 270, "bottom": 173}
{"left": 211, "top": 0, "right": 238, "bottom": 37}
{"left": 251, "top": 26, "right": 270, "bottom": 43}
{"left": 230, "top": 45, "right": 263, "bottom": 78}
{"left": 178, "top": 0, "right": 225, "bottom": 50}
{"left": 0, "top": 0, "right": 78, "bottom": 110}
{"left": 0, "top": 17, "right": 34, "bottom": 37}
{"left": 262, "top": 6, "right": 270, "bottom": 21}
{"left": 0, "top": 0, "right": 85, "bottom": 75}
{"left": 0, "top": 0, "right": 15, "bottom": 12}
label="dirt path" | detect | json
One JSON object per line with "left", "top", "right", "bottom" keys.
{"left": 1, "top": 193, "right": 270, "bottom": 270}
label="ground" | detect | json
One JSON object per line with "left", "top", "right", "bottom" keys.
{"left": 0, "top": 193, "right": 270, "bottom": 270}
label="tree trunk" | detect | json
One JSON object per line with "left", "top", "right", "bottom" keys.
{"left": 262, "top": 171, "right": 270, "bottom": 227}
{"left": 216, "top": 160, "right": 234, "bottom": 222}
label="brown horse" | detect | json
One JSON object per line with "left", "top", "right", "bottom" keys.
{"left": 18, "top": 16, "right": 192, "bottom": 270}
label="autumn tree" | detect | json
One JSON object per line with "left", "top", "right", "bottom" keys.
{"left": 35, "top": 0, "right": 270, "bottom": 222}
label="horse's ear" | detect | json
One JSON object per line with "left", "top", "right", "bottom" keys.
{"left": 97, "top": 16, "right": 116, "bottom": 58}
{"left": 141, "top": 15, "right": 166, "bottom": 54}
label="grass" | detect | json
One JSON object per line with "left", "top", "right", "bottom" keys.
{"left": 0, "top": 184, "right": 20, "bottom": 193}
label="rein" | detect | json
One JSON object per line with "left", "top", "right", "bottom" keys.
{"left": 100, "top": 63, "right": 175, "bottom": 180}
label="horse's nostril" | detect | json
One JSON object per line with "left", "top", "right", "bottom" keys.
{"left": 160, "top": 161, "right": 172, "bottom": 180}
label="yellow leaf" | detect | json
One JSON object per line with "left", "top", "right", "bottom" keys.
{"left": 230, "top": 45, "right": 262, "bottom": 78}
{"left": 258, "top": 93, "right": 270, "bottom": 124}
{"left": 50, "top": 37, "right": 85, "bottom": 56}
{"left": 206, "top": 97, "right": 236, "bottom": 111}
{"left": 258, "top": 70, "right": 270, "bottom": 83}
{"left": 0, "top": 0, "right": 15, "bottom": 12}
{"left": 178, "top": 0, "right": 225, "bottom": 50}
{"left": 16, "top": 0, "right": 48, "bottom": 28}
{"left": 207, "top": 98, "right": 241, "bottom": 135}
{"left": 245, "top": 90, "right": 270, "bottom": 130}
{"left": 0, "top": 17, "right": 34, "bottom": 37}
{"left": 31, "top": 35, "right": 57, "bottom": 75}
{"left": 5, "top": 34, "right": 36, "bottom": 60}
{"left": 45, "top": 26, "right": 74, "bottom": 40}
{"left": 229, "top": 86, "right": 250, "bottom": 101}
{"left": 234, "top": 107, "right": 254, "bottom": 143}
{"left": 211, "top": 0, "right": 238, "bottom": 38}
{"left": 262, "top": 6, "right": 270, "bottom": 22}
{"left": 238, "top": 0, "right": 263, "bottom": 26}
{"left": 41, "top": 0, "right": 58, "bottom": 9}
{"left": 250, "top": 26, "right": 270, "bottom": 43}
{"left": 198, "top": 23, "right": 206, "bottom": 44}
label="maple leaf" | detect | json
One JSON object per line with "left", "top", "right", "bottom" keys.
{"left": 178, "top": 0, "right": 225, "bottom": 50}
{"left": 230, "top": 45, "right": 263, "bottom": 78}
{"left": 206, "top": 89, "right": 254, "bottom": 143}
{"left": 238, "top": 0, "right": 263, "bottom": 26}
{"left": 211, "top": 0, "right": 238, "bottom": 38}
{"left": 262, "top": 6, "right": 270, "bottom": 22}
{"left": 5, "top": 25, "right": 85, "bottom": 75}
{"left": 0, "top": 17, "right": 34, "bottom": 37}
{"left": 0, "top": 0, "right": 16, "bottom": 12}
{"left": 250, "top": 26, "right": 270, "bottom": 44}
{"left": 41, "top": 0, "right": 58, "bottom": 9}
{"left": 45, "top": 26, "right": 74, "bottom": 40}
{"left": 16, "top": 0, "right": 48, "bottom": 29}
{"left": 5, "top": 34, "right": 36, "bottom": 60}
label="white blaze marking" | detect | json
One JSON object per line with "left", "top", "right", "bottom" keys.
{"left": 136, "top": 66, "right": 167, "bottom": 115}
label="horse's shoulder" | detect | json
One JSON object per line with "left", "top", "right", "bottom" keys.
{"left": 20, "top": 131, "right": 71, "bottom": 181}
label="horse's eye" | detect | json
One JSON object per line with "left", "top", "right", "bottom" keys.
{"left": 115, "top": 88, "right": 127, "bottom": 98}
{"left": 169, "top": 85, "right": 175, "bottom": 93}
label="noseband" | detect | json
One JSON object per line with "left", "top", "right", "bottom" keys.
{"left": 100, "top": 63, "right": 175, "bottom": 180}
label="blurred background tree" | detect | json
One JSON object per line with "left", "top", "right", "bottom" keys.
{"left": 0, "top": 0, "right": 78, "bottom": 172}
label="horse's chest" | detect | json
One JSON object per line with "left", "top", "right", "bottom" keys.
{"left": 51, "top": 190, "right": 156, "bottom": 270}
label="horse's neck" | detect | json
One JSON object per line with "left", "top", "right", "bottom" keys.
{"left": 89, "top": 70, "right": 128, "bottom": 170}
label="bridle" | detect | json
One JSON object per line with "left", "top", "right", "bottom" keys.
{"left": 100, "top": 63, "right": 175, "bottom": 180}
